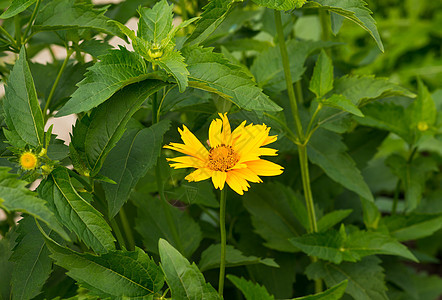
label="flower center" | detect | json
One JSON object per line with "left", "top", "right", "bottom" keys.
{"left": 208, "top": 144, "right": 239, "bottom": 172}
{"left": 19, "top": 152, "right": 38, "bottom": 170}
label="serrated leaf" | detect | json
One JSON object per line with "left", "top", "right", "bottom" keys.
{"left": 0, "top": 0, "right": 36, "bottom": 19}
{"left": 3, "top": 47, "right": 44, "bottom": 147}
{"left": 293, "top": 280, "right": 348, "bottom": 300}
{"left": 251, "top": 40, "right": 336, "bottom": 94}
{"left": 290, "top": 227, "right": 417, "bottom": 264}
{"left": 42, "top": 232, "right": 164, "bottom": 299}
{"left": 183, "top": 46, "right": 281, "bottom": 111}
{"left": 227, "top": 275, "right": 275, "bottom": 300}
{"left": 100, "top": 120, "right": 171, "bottom": 218}
{"left": 243, "top": 183, "right": 306, "bottom": 252}
{"left": 84, "top": 80, "right": 167, "bottom": 176}
{"left": 310, "top": 50, "right": 334, "bottom": 98}
{"left": 137, "top": 0, "right": 172, "bottom": 44}
{"left": 0, "top": 167, "right": 69, "bottom": 240}
{"left": 33, "top": 0, "right": 124, "bottom": 39}
{"left": 307, "top": 0, "right": 384, "bottom": 51}
{"left": 156, "top": 50, "right": 189, "bottom": 92}
{"left": 57, "top": 48, "right": 151, "bottom": 116}
{"left": 38, "top": 167, "right": 115, "bottom": 253}
{"left": 199, "top": 244, "right": 278, "bottom": 272}
{"left": 317, "top": 209, "right": 352, "bottom": 232}
{"left": 321, "top": 94, "right": 364, "bottom": 117}
{"left": 252, "top": 0, "right": 307, "bottom": 10}
{"left": 134, "top": 193, "right": 202, "bottom": 258}
{"left": 383, "top": 213, "right": 442, "bottom": 242}
{"left": 308, "top": 129, "right": 373, "bottom": 201}
{"left": 10, "top": 217, "right": 53, "bottom": 300}
{"left": 306, "top": 256, "right": 388, "bottom": 300}
{"left": 158, "top": 239, "right": 220, "bottom": 300}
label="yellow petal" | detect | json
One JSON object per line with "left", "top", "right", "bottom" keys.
{"left": 228, "top": 168, "right": 262, "bottom": 183}
{"left": 226, "top": 171, "right": 250, "bottom": 195}
{"left": 262, "top": 134, "right": 277, "bottom": 146}
{"left": 211, "top": 171, "right": 227, "bottom": 190}
{"left": 167, "top": 156, "right": 206, "bottom": 169}
{"left": 219, "top": 113, "right": 232, "bottom": 145}
{"left": 209, "top": 118, "right": 223, "bottom": 148}
{"left": 185, "top": 168, "right": 213, "bottom": 182}
{"left": 258, "top": 147, "right": 278, "bottom": 156}
{"left": 246, "top": 159, "right": 284, "bottom": 176}
{"left": 178, "top": 125, "right": 209, "bottom": 159}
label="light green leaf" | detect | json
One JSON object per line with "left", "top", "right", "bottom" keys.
{"left": 227, "top": 275, "right": 275, "bottom": 300}
{"left": 38, "top": 167, "right": 115, "bottom": 253}
{"left": 3, "top": 47, "right": 44, "bottom": 147}
{"left": 10, "top": 217, "right": 53, "bottom": 300}
{"left": 100, "top": 120, "right": 171, "bottom": 218}
{"left": 156, "top": 50, "right": 189, "bottom": 92}
{"left": 0, "top": 167, "right": 69, "bottom": 241}
{"left": 290, "top": 227, "right": 417, "bottom": 264}
{"left": 199, "top": 244, "right": 279, "bottom": 272}
{"left": 84, "top": 80, "right": 167, "bottom": 176}
{"left": 33, "top": 0, "right": 124, "bottom": 39}
{"left": 243, "top": 183, "right": 306, "bottom": 252}
{"left": 134, "top": 193, "right": 202, "bottom": 258}
{"left": 308, "top": 129, "right": 373, "bottom": 201}
{"left": 137, "top": 0, "right": 172, "bottom": 44}
{"left": 0, "top": 0, "right": 36, "bottom": 19}
{"left": 310, "top": 50, "right": 334, "bottom": 98}
{"left": 307, "top": 0, "right": 384, "bottom": 51}
{"left": 317, "top": 209, "right": 352, "bottom": 232}
{"left": 383, "top": 213, "right": 442, "bottom": 242}
{"left": 252, "top": 0, "right": 307, "bottom": 10}
{"left": 42, "top": 232, "right": 164, "bottom": 299}
{"left": 183, "top": 46, "right": 281, "bottom": 111}
{"left": 306, "top": 256, "right": 388, "bottom": 300}
{"left": 360, "top": 197, "right": 381, "bottom": 230}
{"left": 320, "top": 94, "right": 364, "bottom": 117}
{"left": 57, "top": 48, "right": 151, "bottom": 116}
{"left": 293, "top": 280, "right": 347, "bottom": 300}
{"left": 158, "top": 239, "right": 220, "bottom": 300}
{"left": 405, "top": 79, "right": 437, "bottom": 131}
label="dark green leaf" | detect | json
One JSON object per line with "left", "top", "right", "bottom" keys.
{"left": 174, "top": 181, "right": 219, "bottom": 208}
{"left": 293, "top": 280, "right": 347, "bottom": 300}
{"left": 320, "top": 94, "right": 364, "bottom": 117}
{"left": 0, "top": 0, "right": 36, "bottom": 19}
{"left": 100, "top": 120, "right": 171, "bottom": 218}
{"left": 227, "top": 275, "right": 274, "bottom": 300}
{"left": 310, "top": 50, "right": 334, "bottom": 98}
{"left": 252, "top": 0, "right": 307, "bottom": 10}
{"left": 158, "top": 239, "right": 220, "bottom": 300}
{"left": 383, "top": 213, "right": 442, "bottom": 242}
{"left": 317, "top": 209, "right": 352, "bottom": 232}
{"left": 137, "top": 0, "right": 172, "bottom": 44}
{"left": 156, "top": 50, "right": 188, "bottom": 92}
{"left": 0, "top": 239, "right": 13, "bottom": 300}
{"left": 39, "top": 167, "right": 115, "bottom": 253}
{"left": 3, "top": 47, "right": 44, "bottom": 147}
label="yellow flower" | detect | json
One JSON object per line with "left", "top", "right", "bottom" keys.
{"left": 164, "top": 113, "right": 283, "bottom": 195}
{"left": 19, "top": 151, "right": 38, "bottom": 170}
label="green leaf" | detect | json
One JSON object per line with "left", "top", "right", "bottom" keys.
{"left": 243, "top": 183, "right": 306, "bottom": 252}
{"left": 33, "top": 0, "right": 124, "bottom": 39}
{"left": 174, "top": 181, "right": 219, "bottom": 208}
{"left": 252, "top": 0, "right": 307, "bottom": 10}
{"left": 10, "top": 217, "right": 53, "bottom": 300}
{"left": 360, "top": 197, "right": 381, "bottom": 230}
{"left": 0, "top": 238, "right": 13, "bottom": 300}
{"left": 156, "top": 50, "right": 189, "bottom": 92}
{"left": 307, "top": 0, "right": 384, "bottom": 51}
{"left": 199, "top": 244, "right": 278, "bottom": 272}
{"left": 186, "top": 0, "right": 235, "bottom": 46}
{"left": 42, "top": 232, "right": 164, "bottom": 299}
{"left": 134, "top": 193, "right": 202, "bottom": 258}
{"left": 317, "top": 209, "right": 352, "bottom": 232}
{"left": 309, "top": 50, "right": 334, "bottom": 98}
{"left": 306, "top": 256, "right": 388, "bottom": 300}
{"left": 251, "top": 40, "right": 336, "bottom": 94}
{"left": 405, "top": 79, "right": 437, "bottom": 132}
{"left": 84, "top": 80, "right": 167, "bottom": 176}
{"left": 320, "top": 94, "right": 364, "bottom": 117}
{"left": 56, "top": 48, "right": 151, "bottom": 116}
{"left": 137, "top": 0, "right": 172, "bottom": 44}
{"left": 0, "top": 167, "right": 69, "bottom": 241}
{"left": 290, "top": 226, "right": 417, "bottom": 264}
{"left": 183, "top": 46, "right": 281, "bottom": 111}
{"left": 3, "top": 47, "right": 44, "bottom": 147}
{"left": 0, "top": 0, "right": 36, "bottom": 19}
{"left": 227, "top": 275, "right": 274, "bottom": 300}
{"left": 38, "top": 167, "right": 115, "bottom": 253}
{"left": 100, "top": 120, "right": 171, "bottom": 218}
{"left": 383, "top": 213, "right": 442, "bottom": 242}
{"left": 308, "top": 129, "right": 373, "bottom": 201}
{"left": 293, "top": 280, "right": 348, "bottom": 300}
{"left": 158, "top": 239, "right": 220, "bottom": 300}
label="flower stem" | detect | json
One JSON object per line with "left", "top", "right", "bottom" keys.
{"left": 22, "top": 0, "right": 41, "bottom": 44}
{"left": 109, "top": 217, "right": 127, "bottom": 250}
{"left": 298, "top": 146, "right": 318, "bottom": 233}
{"left": 119, "top": 206, "right": 135, "bottom": 251}
{"left": 319, "top": 9, "right": 330, "bottom": 42}
{"left": 218, "top": 188, "right": 227, "bottom": 297}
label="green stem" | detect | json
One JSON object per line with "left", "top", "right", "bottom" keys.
{"left": 14, "top": 15, "right": 21, "bottom": 49}
{"left": 22, "top": 0, "right": 41, "bottom": 44}
{"left": 44, "top": 48, "right": 73, "bottom": 122}
{"left": 391, "top": 179, "right": 400, "bottom": 215}
{"left": 109, "top": 217, "right": 127, "bottom": 250}
{"left": 299, "top": 146, "right": 318, "bottom": 233}
{"left": 305, "top": 103, "right": 322, "bottom": 141}
{"left": 295, "top": 81, "right": 304, "bottom": 104}
{"left": 119, "top": 207, "right": 135, "bottom": 251}
{"left": 0, "top": 25, "right": 16, "bottom": 46}
{"left": 218, "top": 188, "right": 227, "bottom": 297}
{"left": 319, "top": 9, "right": 330, "bottom": 42}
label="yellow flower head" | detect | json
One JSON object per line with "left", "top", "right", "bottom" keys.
{"left": 164, "top": 113, "right": 284, "bottom": 195}
{"left": 19, "top": 151, "right": 38, "bottom": 170}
